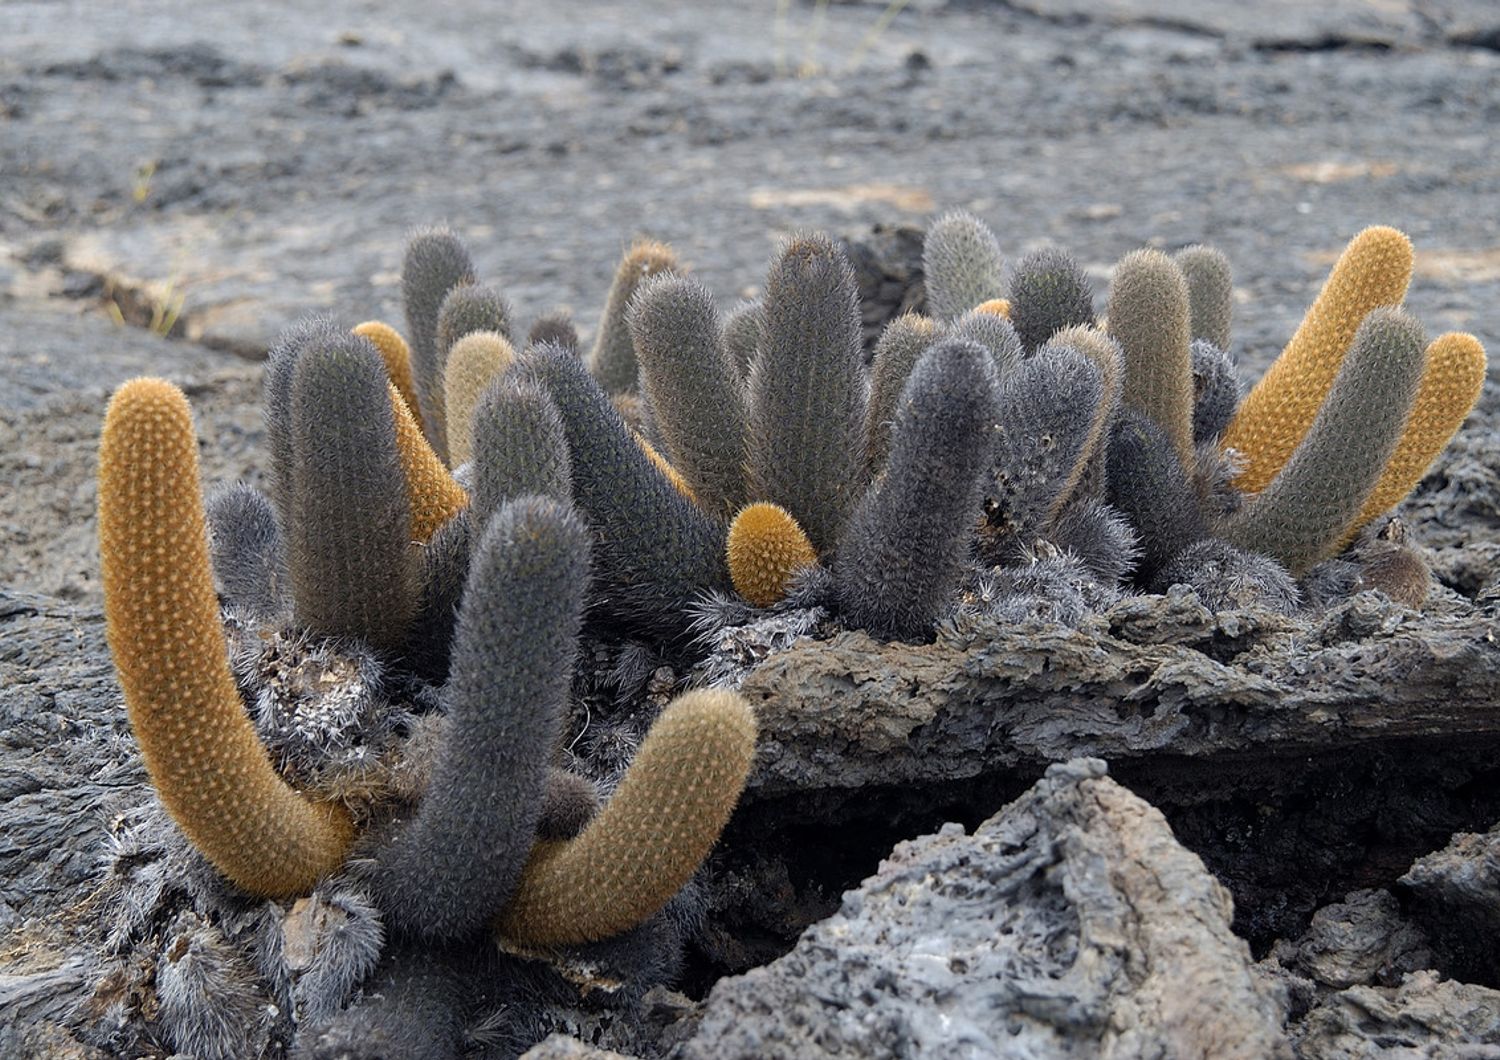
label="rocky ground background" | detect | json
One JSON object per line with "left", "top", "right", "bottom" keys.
{"left": 4, "top": 0, "right": 1500, "bottom": 1056}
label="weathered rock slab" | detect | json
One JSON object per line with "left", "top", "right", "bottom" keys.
{"left": 674, "top": 758, "right": 1290, "bottom": 1059}
{"left": 1290, "top": 971, "right": 1500, "bottom": 1059}
{"left": 740, "top": 592, "right": 1500, "bottom": 801}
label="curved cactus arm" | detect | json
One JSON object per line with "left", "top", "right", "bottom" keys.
{"left": 519, "top": 346, "right": 728, "bottom": 635}
{"left": 537, "top": 768, "right": 600, "bottom": 842}
{"left": 495, "top": 689, "right": 757, "bottom": 947}
{"left": 1049, "top": 324, "right": 1124, "bottom": 500}
{"left": 1222, "top": 226, "right": 1413, "bottom": 493}
{"left": 99, "top": 378, "right": 353, "bottom": 898}
{"left": 1223, "top": 307, "right": 1426, "bottom": 575}
{"left": 401, "top": 510, "right": 472, "bottom": 683}
{"left": 389, "top": 383, "right": 469, "bottom": 545}
{"left": 948, "top": 307, "right": 1022, "bottom": 378}
{"left": 1338, "top": 331, "right": 1486, "bottom": 547}
{"left": 264, "top": 315, "right": 344, "bottom": 525}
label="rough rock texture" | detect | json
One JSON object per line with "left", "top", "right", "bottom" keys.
{"left": 1399, "top": 822, "right": 1500, "bottom": 988}
{"left": 708, "top": 583, "right": 1500, "bottom": 952}
{"left": 739, "top": 590, "right": 1500, "bottom": 798}
{"left": 1289, "top": 971, "right": 1500, "bottom": 1059}
{"left": 1258, "top": 884, "right": 1500, "bottom": 1058}
{"left": 1271, "top": 890, "right": 1433, "bottom": 991}
{"left": 675, "top": 759, "right": 1290, "bottom": 1059}
{"left": 839, "top": 223, "right": 927, "bottom": 354}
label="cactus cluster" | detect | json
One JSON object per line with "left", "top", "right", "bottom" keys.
{"left": 96, "top": 216, "right": 1484, "bottom": 1058}
{"left": 658, "top": 216, "right": 1483, "bottom": 636}
{"left": 95, "top": 231, "right": 766, "bottom": 1057}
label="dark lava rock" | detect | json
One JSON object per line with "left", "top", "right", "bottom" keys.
{"left": 1400, "top": 821, "right": 1500, "bottom": 989}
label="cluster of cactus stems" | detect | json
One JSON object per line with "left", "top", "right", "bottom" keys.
{"left": 97, "top": 215, "right": 1485, "bottom": 1056}
{"left": 624, "top": 214, "right": 1480, "bottom": 633}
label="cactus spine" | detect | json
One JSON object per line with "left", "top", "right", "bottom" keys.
{"left": 99, "top": 378, "right": 352, "bottom": 898}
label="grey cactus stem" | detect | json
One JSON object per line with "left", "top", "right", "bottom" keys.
{"left": 1107, "top": 248, "right": 1196, "bottom": 469}
{"left": 287, "top": 333, "right": 418, "bottom": 650}
{"left": 1223, "top": 307, "right": 1426, "bottom": 575}
{"left": 1008, "top": 247, "right": 1095, "bottom": 353}
{"left": 922, "top": 210, "right": 1005, "bottom": 322}
{"left": 371, "top": 497, "right": 588, "bottom": 938}
{"left": 629, "top": 274, "right": 749, "bottom": 516}
{"left": 836, "top": 337, "right": 1000, "bottom": 640}
{"left": 745, "top": 233, "right": 868, "bottom": 553}
{"left": 1175, "top": 244, "right": 1234, "bottom": 353}
{"left": 402, "top": 228, "right": 478, "bottom": 457}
